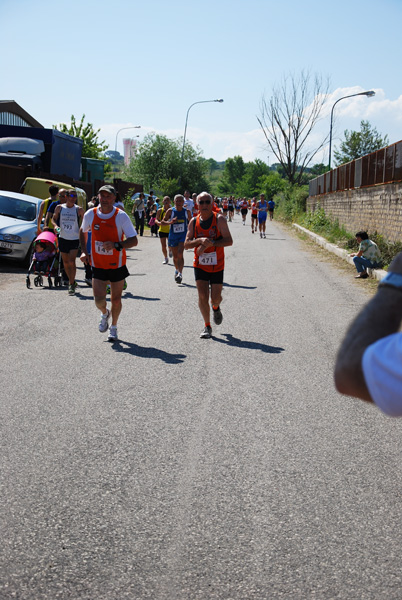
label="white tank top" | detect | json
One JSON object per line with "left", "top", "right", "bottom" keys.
{"left": 59, "top": 204, "right": 80, "bottom": 240}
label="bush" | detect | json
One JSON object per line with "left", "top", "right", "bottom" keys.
{"left": 274, "top": 184, "right": 309, "bottom": 222}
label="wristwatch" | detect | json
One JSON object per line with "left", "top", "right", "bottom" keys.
{"left": 378, "top": 272, "right": 402, "bottom": 291}
{"left": 114, "top": 242, "right": 123, "bottom": 251}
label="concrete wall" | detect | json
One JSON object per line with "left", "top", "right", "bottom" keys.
{"left": 307, "top": 183, "right": 402, "bottom": 242}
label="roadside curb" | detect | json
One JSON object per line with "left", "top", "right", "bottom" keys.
{"left": 292, "top": 223, "right": 387, "bottom": 282}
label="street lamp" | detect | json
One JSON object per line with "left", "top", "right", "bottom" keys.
{"left": 178, "top": 99, "right": 223, "bottom": 188}
{"left": 115, "top": 125, "right": 141, "bottom": 153}
{"left": 328, "top": 91, "right": 375, "bottom": 170}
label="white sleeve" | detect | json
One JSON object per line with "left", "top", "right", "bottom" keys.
{"left": 362, "top": 333, "right": 402, "bottom": 416}
{"left": 117, "top": 211, "right": 137, "bottom": 238}
{"left": 81, "top": 209, "right": 95, "bottom": 232}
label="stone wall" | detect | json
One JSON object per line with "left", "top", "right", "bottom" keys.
{"left": 307, "top": 183, "right": 402, "bottom": 242}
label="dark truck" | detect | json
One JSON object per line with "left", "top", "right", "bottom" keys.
{"left": 0, "top": 125, "right": 83, "bottom": 180}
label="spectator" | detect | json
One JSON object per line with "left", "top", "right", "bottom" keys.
{"left": 349, "top": 231, "right": 382, "bottom": 279}
{"left": 36, "top": 185, "right": 59, "bottom": 235}
{"left": 132, "top": 192, "right": 145, "bottom": 236}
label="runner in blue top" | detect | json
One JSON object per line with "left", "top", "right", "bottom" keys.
{"left": 257, "top": 193, "right": 268, "bottom": 238}
{"left": 162, "top": 194, "right": 192, "bottom": 284}
{"left": 268, "top": 199, "right": 275, "bottom": 221}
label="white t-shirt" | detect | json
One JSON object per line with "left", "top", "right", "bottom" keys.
{"left": 362, "top": 332, "right": 402, "bottom": 416}
{"left": 81, "top": 207, "right": 137, "bottom": 239}
{"left": 184, "top": 198, "right": 194, "bottom": 214}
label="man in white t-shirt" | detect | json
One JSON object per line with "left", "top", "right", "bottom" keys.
{"left": 334, "top": 251, "right": 402, "bottom": 416}
{"left": 79, "top": 185, "right": 138, "bottom": 342}
{"left": 183, "top": 190, "right": 194, "bottom": 215}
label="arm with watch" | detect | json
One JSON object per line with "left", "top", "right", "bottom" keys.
{"left": 334, "top": 252, "right": 402, "bottom": 410}
{"left": 103, "top": 236, "right": 138, "bottom": 252}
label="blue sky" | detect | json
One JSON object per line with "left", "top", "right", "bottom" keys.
{"left": 2, "top": 0, "right": 402, "bottom": 164}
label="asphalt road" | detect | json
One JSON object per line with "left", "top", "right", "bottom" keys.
{"left": 1, "top": 217, "right": 401, "bottom": 599}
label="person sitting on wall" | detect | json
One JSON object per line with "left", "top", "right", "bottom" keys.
{"left": 349, "top": 231, "right": 382, "bottom": 279}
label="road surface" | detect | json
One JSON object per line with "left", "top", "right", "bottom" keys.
{"left": 1, "top": 217, "right": 401, "bottom": 599}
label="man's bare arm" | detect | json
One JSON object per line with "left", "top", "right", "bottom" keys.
{"left": 334, "top": 253, "right": 402, "bottom": 401}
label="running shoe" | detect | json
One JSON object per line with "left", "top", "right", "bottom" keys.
{"left": 108, "top": 325, "right": 118, "bottom": 342}
{"left": 163, "top": 257, "right": 169, "bottom": 264}
{"left": 68, "top": 284, "right": 75, "bottom": 296}
{"left": 123, "top": 280, "right": 127, "bottom": 290}
{"left": 106, "top": 285, "right": 111, "bottom": 295}
{"left": 99, "top": 309, "right": 110, "bottom": 333}
{"left": 200, "top": 325, "right": 212, "bottom": 339}
{"left": 213, "top": 307, "right": 223, "bottom": 325}
{"left": 175, "top": 272, "right": 182, "bottom": 284}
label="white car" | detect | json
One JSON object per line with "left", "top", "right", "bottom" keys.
{"left": 0, "top": 190, "right": 42, "bottom": 263}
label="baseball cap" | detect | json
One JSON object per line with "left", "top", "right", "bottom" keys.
{"left": 98, "top": 185, "right": 116, "bottom": 195}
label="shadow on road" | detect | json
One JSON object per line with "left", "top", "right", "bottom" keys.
{"left": 125, "top": 293, "right": 161, "bottom": 301}
{"left": 213, "top": 333, "right": 284, "bottom": 354}
{"left": 223, "top": 283, "right": 257, "bottom": 290}
{"left": 109, "top": 340, "right": 186, "bottom": 363}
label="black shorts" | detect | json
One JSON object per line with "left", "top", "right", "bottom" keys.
{"left": 59, "top": 238, "right": 79, "bottom": 253}
{"left": 241, "top": 209, "right": 248, "bottom": 215}
{"left": 194, "top": 267, "right": 224, "bottom": 284}
{"left": 158, "top": 231, "right": 169, "bottom": 238}
{"left": 92, "top": 265, "right": 129, "bottom": 282}
{"left": 251, "top": 214, "right": 258, "bottom": 220}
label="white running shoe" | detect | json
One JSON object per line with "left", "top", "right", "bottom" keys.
{"left": 108, "top": 325, "right": 118, "bottom": 342}
{"left": 99, "top": 309, "right": 110, "bottom": 333}
{"left": 163, "top": 257, "right": 169, "bottom": 264}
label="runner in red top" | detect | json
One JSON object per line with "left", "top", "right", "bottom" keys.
{"left": 250, "top": 197, "right": 258, "bottom": 234}
{"left": 79, "top": 185, "right": 138, "bottom": 342}
{"left": 184, "top": 192, "right": 233, "bottom": 339}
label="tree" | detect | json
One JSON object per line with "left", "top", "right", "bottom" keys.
{"left": 334, "top": 120, "right": 389, "bottom": 166}
{"left": 55, "top": 114, "right": 109, "bottom": 159}
{"left": 218, "top": 156, "right": 246, "bottom": 194}
{"left": 309, "top": 163, "right": 329, "bottom": 176}
{"left": 257, "top": 171, "right": 286, "bottom": 201}
{"left": 122, "top": 133, "right": 209, "bottom": 194}
{"left": 257, "top": 71, "right": 330, "bottom": 185}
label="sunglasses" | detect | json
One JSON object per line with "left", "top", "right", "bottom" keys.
{"left": 199, "top": 200, "right": 211, "bottom": 205}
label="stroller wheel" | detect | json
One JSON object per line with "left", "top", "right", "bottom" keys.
{"left": 26, "top": 275, "right": 31, "bottom": 289}
{"left": 34, "top": 276, "right": 40, "bottom": 287}
{"left": 48, "top": 277, "right": 53, "bottom": 288}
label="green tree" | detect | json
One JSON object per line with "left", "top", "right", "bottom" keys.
{"left": 218, "top": 156, "right": 246, "bottom": 194}
{"left": 309, "top": 163, "right": 329, "bottom": 176}
{"left": 122, "top": 133, "right": 209, "bottom": 194}
{"left": 54, "top": 114, "right": 108, "bottom": 159}
{"left": 258, "top": 171, "right": 286, "bottom": 201}
{"left": 334, "top": 120, "right": 389, "bottom": 166}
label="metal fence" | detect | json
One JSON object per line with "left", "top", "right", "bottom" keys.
{"left": 309, "top": 139, "right": 402, "bottom": 196}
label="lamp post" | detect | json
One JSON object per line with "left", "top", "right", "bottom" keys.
{"left": 328, "top": 91, "right": 375, "bottom": 170}
{"left": 178, "top": 99, "right": 223, "bottom": 188}
{"left": 115, "top": 126, "right": 141, "bottom": 153}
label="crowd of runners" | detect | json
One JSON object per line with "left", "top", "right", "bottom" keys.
{"left": 36, "top": 186, "right": 275, "bottom": 341}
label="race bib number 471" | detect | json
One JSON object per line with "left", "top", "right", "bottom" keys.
{"left": 199, "top": 251, "right": 217, "bottom": 266}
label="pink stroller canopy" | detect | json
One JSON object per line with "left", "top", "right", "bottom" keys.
{"left": 35, "top": 231, "right": 58, "bottom": 247}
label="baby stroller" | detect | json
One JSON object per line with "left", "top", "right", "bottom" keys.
{"left": 26, "top": 231, "right": 62, "bottom": 289}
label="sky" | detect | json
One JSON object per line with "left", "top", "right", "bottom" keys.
{"left": 2, "top": 0, "right": 402, "bottom": 165}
